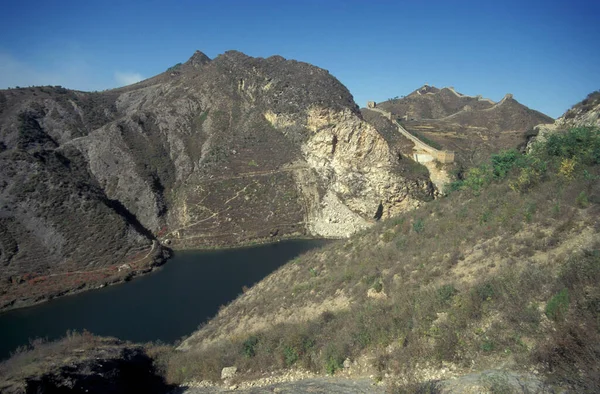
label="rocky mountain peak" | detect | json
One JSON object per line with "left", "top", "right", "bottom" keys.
{"left": 185, "top": 50, "right": 211, "bottom": 68}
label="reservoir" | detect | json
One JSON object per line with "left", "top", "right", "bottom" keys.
{"left": 0, "top": 239, "right": 328, "bottom": 360}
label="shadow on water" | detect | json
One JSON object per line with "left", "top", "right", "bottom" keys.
{"left": 0, "top": 239, "right": 329, "bottom": 360}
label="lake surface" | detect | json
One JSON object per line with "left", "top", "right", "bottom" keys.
{"left": 0, "top": 239, "right": 328, "bottom": 360}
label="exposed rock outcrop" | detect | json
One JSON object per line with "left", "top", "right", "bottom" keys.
{"left": 532, "top": 90, "right": 600, "bottom": 147}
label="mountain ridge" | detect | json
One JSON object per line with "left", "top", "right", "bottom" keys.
{"left": 0, "top": 50, "right": 433, "bottom": 311}
{"left": 365, "top": 85, "right": 553, "bottom": 166}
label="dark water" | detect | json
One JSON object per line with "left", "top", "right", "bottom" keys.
{"left": 0, "top": 239, "right": 327, "bottom": 360}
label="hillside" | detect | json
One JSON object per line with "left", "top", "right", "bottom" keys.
{"left": 164, "top": 117, "right": 600, "bottom": 391}
{"left": 168, "top": 93, "right": 597, "bottom": 392}
{"left": 1, "top": 88, "right": 598, "bottom": 391}
{"left": 561, "top": 90, "right": 600, "bottom": 127}
{"left": 533, "top": 90, "right": 600, "bottom": 146}
{"left": 0, "top": 51, "right": 434, "bottom": 311}
{"left": 365, "top": 86, "right": 553, "bottom": 166}
{"left": 1, "top": 69, "right": 597, "bottom": 393}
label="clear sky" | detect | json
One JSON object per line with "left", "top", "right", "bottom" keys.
{"left": 1, "top": 0, "right": 598, "bottom": 118}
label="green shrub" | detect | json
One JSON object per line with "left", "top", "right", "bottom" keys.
{"left": 463, "top": 165, "right": 493, "bottom": 193}
{"left": 283, "top": 345, "right": 299, "bottom": 366}
{"left": 322, "top": 343, "right": 345, "bottom": 375}
{"left": 479, "top": 210, "right": 492, "bottom": 224}
{"left": 413, "top": 218, "right": 425, "bottom": 234}
{"left": 524, "top": 202, "right": 536, "bottom": 222}
{"left": 437, "top": 284, "right": 457, "bottom": 303}
{"left": 480, "top": 339, "right": 495, "bottom": 352}
{"left": 491, "top": 149, "right": 521, "bottom": 179}
{"left": 545, "top": 288, "right": 569, "bottom": 321}
{"left": 372, "top": 281, "right": 383, "bottom": 293}
{"left": 476, "top": 282, "right": 495, "bottom": 301}
{"left": 576, "top": 191, "right": 590, "bottom": 208}
{"left": 242, "top": 335, "right": 259, "bottom": 358}
{"left": 445, "top": 180, "right": 464, "bottom": 194}
{"left": 325, "top": 354, "right": 344, "bottom": 375}
{"left": 544, "top": 127, "right": 600, "bottom": 165}
{"left": 166, "top": 62, "right": 182, "bottom": 72}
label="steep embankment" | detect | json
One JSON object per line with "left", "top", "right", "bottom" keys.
{"left": 369, "top": 86, "right": 553, "bottom": 166}
{"left": 0, "top": 51, "right": 433, "bottom": 311}
{"left": 170, "top": 115, "right": 600, "bottom": 392}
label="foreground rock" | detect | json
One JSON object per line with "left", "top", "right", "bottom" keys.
{"left": 0, "top": 334, "right": 175, "bottom": 394}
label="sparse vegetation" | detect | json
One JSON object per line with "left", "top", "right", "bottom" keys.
{"left": 158, "top": 127, "right": 599, "bottom": 392}
{"left": 2, "top": 68, "right": 598, "bottom": 394}
{"left": 545, "top": 288, "right": 569, "bottom": 321}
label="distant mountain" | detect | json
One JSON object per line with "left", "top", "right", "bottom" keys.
{"left": 0, "top": 51, "right": 433, "bottom": 310}
{"left": 377, "top": 85, "right": 497, "bottom": 120}
{"left": 364, "top": 85, "right": 553, "bottom": 165}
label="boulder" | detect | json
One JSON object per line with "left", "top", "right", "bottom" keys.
{"left": 221, "top": 366, "right": 238, "bottom": 380}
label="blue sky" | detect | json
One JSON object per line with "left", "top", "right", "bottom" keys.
{"left": 1, "top": 0, "right": 598, "bottom": 118}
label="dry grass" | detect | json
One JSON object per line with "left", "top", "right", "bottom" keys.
{"left": 0, "top": 330, "right": 112, "bottom": 384}
{"left": 2, "top": 128, "right": 598, "bottom": 391}
{"left": 165, "top": 128, "right": 600, "bottom": 391}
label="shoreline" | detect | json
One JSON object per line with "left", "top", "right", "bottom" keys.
{"left": 0, "top": 235, "right": 337, "bottom": 315}
{"left": 0, "top": 243, "right": 171, "bottom": 314}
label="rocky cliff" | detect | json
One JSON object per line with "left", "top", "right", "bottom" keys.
{"left": 0, "top": 50, "right": 432, "bottom": 310}
{"left": 532, "top": 90, "right": 600, "bottom": 146}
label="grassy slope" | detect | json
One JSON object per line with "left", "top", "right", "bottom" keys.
{"left": 2, "top": 127, "right": 598, "bottom": 393}
{"left": 169, "top": 127, "right": 600, "bottom": 391}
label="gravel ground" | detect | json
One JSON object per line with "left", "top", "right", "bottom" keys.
{"left": 180, "top": 377, "right": 385, "bottom": 393}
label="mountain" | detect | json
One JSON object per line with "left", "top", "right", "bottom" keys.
{"left": 363, "top": 85, "right": 554, "bottom": 165}
{"left": 169, "top": 98, "right": 600, "bottom": 392}
{"left": 0, "top": 51, "right": 433, "bottom": 311}
{"left": 1, "top": 89, "right": 598, "bottom": 393}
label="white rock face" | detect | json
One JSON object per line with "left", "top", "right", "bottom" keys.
{"left": 308, "top": 189, "right": 369, "bottom": 238}
{"left": 267, "top": 107, "right": 428, "bottom": 238}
